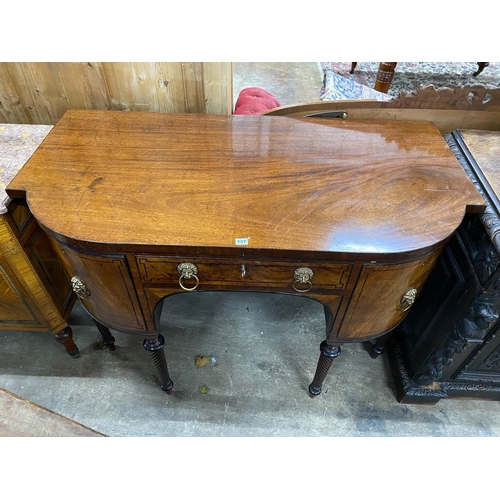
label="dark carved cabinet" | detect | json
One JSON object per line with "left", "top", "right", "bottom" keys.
{"left": 388, "top": 130, "right": 500, "bottom": 404}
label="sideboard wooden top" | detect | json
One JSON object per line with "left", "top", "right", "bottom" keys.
{"left": 7, "top": 110, "right": 485, "bottom": 257}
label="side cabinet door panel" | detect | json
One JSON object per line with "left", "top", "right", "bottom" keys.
{"left": 51, "top": 241, "right": 146, "bottom": 333}
{"left": 338, "top": 252, "right": 441, "bottom": 340}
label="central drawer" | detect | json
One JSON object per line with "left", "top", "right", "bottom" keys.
{"left": 136, "top": 256, "right": 351, "bottom": 292}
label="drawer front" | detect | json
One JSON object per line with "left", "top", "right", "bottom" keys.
{"left": 136, "top": 256, "right": 351, "bottom": 292}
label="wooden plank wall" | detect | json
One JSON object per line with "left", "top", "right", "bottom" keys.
{"left": 0, "top": 62, "right": 233, "bottom": 124}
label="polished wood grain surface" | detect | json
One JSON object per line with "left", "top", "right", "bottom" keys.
{"left": 458, "top": 130, "right": 500, "bottom": 196}
{"left": 7, "top": 110, "right": 485, "bottom": 258}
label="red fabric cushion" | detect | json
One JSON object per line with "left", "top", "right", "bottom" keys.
{"left": 233, "top": 87, "right": 281, "bottom": 115}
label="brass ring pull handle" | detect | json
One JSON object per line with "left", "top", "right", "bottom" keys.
{"left": 71, "top": 276, "right": 91, "bottom": 300}
{"left": 293, "top": 279, "right": 313, "bottom": 293}
{"left": 399, "top": 288, "right": 417, "bottom": 312}
{"left": 178, "top": 263, "right": 199, "bottom": 291}
{"left": 293, "top": 267, "right": 314, "bottom": 293}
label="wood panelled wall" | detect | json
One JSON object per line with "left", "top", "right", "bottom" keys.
{"left": 0, "top": 62, "right": 233, "bottom": 124}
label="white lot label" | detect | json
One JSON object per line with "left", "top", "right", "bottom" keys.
{"left": 235, "top": 238, "right": 249, "bottom": 245}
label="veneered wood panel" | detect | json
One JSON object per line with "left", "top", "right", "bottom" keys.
{"left": 137, "top": 256, "right": 351, "bottom": 291}
{"left": 51, "top": 241, "right": 147, "bottom": 333}
{"left": 0, "top": 255, "right": 39, "bottom": 324}
{"left": 337, "top": 252, "right": 442, "bottom": 340}
{"left": 0, "top": 217, "right": 67, "bottom": 332}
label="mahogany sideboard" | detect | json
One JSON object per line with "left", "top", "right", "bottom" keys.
{"left": 0, "top": 124, "right": 78, "bottom": 356}
{"left": 6, "top": 110, "right": 485, "bottom": 396}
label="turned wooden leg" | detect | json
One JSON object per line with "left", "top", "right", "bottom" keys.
{"left": 93, "top": 319, "right": 116, "bottom": 351}
{"left": 374, "top": 62, "right": 397, "bottom": 93}
{"left": 350, "top": 62, "right": 357, "bottom": 73}
{"left": 143, "top": 334, "right": 174, "bottom": 393}
{"left": 308, "top": 340, "right": 342, "bottom": 396}
{"left": 368, "top": 333, "right": 391, "bottom": 359}
{"left": 53, "top": 326, "right": 80, "bottom": 358}
{"left": 474, "top": 62, "right": 489, "bottom": 77}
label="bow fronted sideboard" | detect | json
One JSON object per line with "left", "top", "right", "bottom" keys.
{"left": 6, "top": 110, "right": 485, "bottom": 396}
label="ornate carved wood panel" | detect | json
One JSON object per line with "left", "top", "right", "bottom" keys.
{"left": 388, "top": 130, "right": 500, "bottom": 403}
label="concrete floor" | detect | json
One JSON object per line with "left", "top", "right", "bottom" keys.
{"left": 1, "top": 293, "right": 499, "bottom": 437}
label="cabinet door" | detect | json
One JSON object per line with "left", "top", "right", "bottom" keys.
{"left": 51, "top": 241, "right": 147, "bottom": 333}
{"left": 337, "top": 252, "right": 441, "bottom": 341}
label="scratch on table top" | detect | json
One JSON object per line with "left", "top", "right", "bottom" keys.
{"left": 272, "top": 192, "right": 320, "bottom": 232}
{"left": 272, "top": 212, "right": 292, "bottom": 232}
{"left": 284, "top": 207, "right": 317, "bottom": 235}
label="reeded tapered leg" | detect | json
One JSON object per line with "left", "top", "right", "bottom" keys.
{"left": 308, "top": 341, "right": 341, "bottom": 396}
{"left": 53, "top": 326, "right": 80, "bottom": 358}
{"left": 93, "top": 319, "right": 116, "bottom": 351}
{"left": 143, "top": 334, "right": 173, "bottom": 393}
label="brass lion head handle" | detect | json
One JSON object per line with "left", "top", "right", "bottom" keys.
{"left": 71, "top": 276, "right": 91, "bottom": 300}
{"left": 399, "top": 288, "right": 417, "bottom": 312}
{"left": 178, "top": 263, "right": 199, "bottom": 291}
{"left": 293, "top": 267, "right": 314, "bottom": 293}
